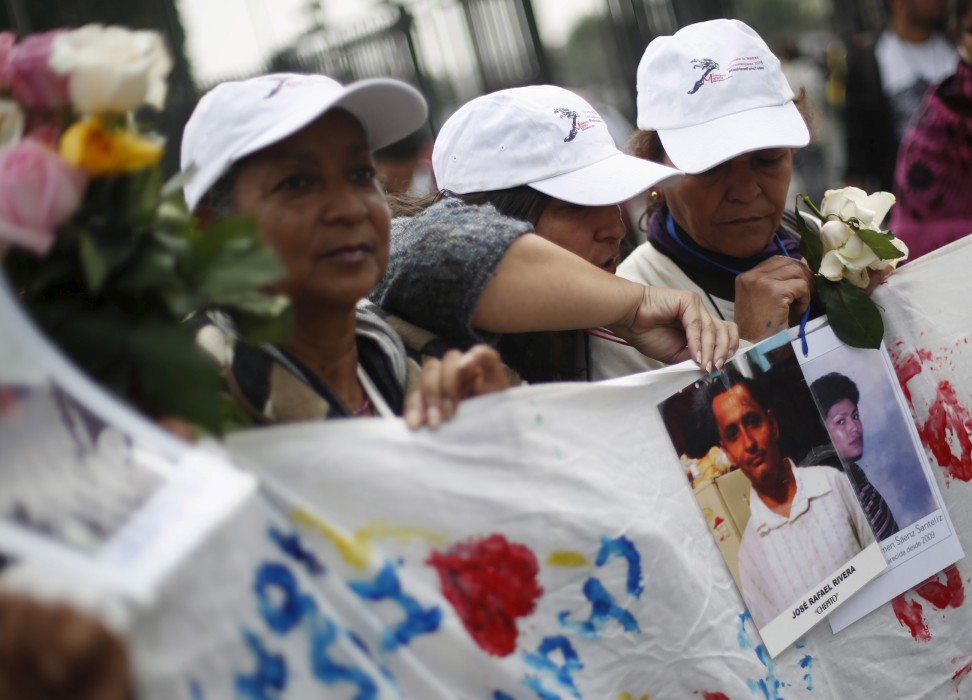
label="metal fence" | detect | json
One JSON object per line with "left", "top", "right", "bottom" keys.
{"left": 1, "top": 0, "right": 891, "bottom": 159}
{"left": 271, "top": 0, "right": 875, "bottom": 133}
{"left": 268, "top": 0, "right": 557, "bottom": 130}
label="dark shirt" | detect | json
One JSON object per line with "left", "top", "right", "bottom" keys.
{"left": 644, "top": 209, "right": 802, "bottom": 304}
{"left": 801, "top": 443, "right": 899, "bottom": 541}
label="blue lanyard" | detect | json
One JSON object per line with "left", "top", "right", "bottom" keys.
{"left": 665, "top": 212, "right": 811, "bottom": 355}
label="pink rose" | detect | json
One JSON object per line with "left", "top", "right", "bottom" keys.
{"left": 0, "top": 139, "right": 87, "bottom": 256}
{"left": 4, "top": 30, "right": 70, "bottom": 110}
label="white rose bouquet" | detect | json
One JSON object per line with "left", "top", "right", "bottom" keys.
{"left": 0, "top": 25, "right": 292, "bottom": 434}
{"left": 796, "top": 188, "right": 908, "bottom": 349}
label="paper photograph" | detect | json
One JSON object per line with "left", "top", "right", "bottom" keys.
{"left": 0, "top": 277, "right": 255, "bottom": 602}
{"left": 658, "top": 330, "right": 887, "bottom": 657}
{"left": 793, "top": 323, "right": 964, "bottom": 633}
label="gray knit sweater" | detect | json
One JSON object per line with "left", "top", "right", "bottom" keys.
{"left": 371, "top": 198, "right": 532, "bottom": 348}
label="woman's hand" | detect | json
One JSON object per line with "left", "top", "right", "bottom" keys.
{"left": 0, "top": 592, "right": 133, "bottom": 700}
{"left": 863, "top": 265, "right": 895, "bottom": 295}
{"left": 608, "top": 286, "right": 739, "bottom": 372}
{"left": 404, "top": 345, "right": 509, "bottom": 428}
{"left": 733, "top": 256, "right": 814, "bottom": 342}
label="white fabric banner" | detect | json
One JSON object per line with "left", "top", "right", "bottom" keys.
{"left": 3, "top": 238, "right": 971, "bottom": 699}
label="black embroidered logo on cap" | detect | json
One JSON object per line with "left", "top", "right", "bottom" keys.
{"left": 688, "top": 58, "right": 720, "bottom": 95}
{"left": 265, "top": 77, "right": 290, "bottom": 98}
{"left": 553, "top": 107, "right": 580, "bottom": 142}
{"left": 264, "top": 76, "right": 315, "bottom": 98}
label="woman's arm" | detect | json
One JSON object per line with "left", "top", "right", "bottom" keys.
{"left": 472, "top": 234, "right": 738, "bottom": 371}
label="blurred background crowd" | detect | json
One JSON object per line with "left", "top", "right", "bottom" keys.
{"left": 0, "top": 0, "right": 911, "bottom": 206}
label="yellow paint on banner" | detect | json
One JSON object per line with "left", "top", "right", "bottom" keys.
{"left": 356, "top": 521, "right": 447, "bottom": 547}
{"left": 290, "top": 509, "right": 446, "bottom": 570}
{"left": 291, "top": 508, "right": 371, "bottom": 569}
{"left": 617, "top": 693, "right": 650, "bottom": 700}
{"left": 546, "top": 550, "right": 590, "bottom": 567}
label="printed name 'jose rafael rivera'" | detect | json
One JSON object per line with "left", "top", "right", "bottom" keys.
{"left": 790, "top": 565, "right": 857, "bottom": 620}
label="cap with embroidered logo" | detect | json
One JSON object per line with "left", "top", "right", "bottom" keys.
{"left": 181, "top": 73, "right": 428, "bottom": 211}
{"left": 636, "top": 19, "right": 809, "bottom": 174}
{"left": 432, "top": 85, "right": 683, "bottom": 206}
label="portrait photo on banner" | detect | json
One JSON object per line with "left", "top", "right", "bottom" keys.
{"left": 657, "top": 329, "right": 887, "bottom": 657}
{"left": 793, "top": 322, "right": 963, "bottom": 635}
{"left": 0, "top": 277, "right": 254, "bottom": 602}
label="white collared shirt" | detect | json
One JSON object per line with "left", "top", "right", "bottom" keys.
{"left": 737, "top": 463, "right": 875, "bottom": 628}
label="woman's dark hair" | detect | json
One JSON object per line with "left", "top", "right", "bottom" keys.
{"left": 951, "top": 0, "right": 972, "bottom": 36}
{"left": 809, "top": 372, "right": 860, "bottom": 416}
{"left": 389, "top": 185, "right": 550, "bottom": 227}
{"left": 631, "top": 90, "right": 814, "bottom": 167}
{"left": 628, "top": 90, "right": 813, "bottom": 230}
{"left": 196, "top": 161, "right": 244, "bottom": 217}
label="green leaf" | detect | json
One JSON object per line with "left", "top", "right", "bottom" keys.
{"left": 225, "top": 293, "right": 295, "bottom": 345}
{"left": 187, "top": 215, "right": 260, "bottom": 265}
{"left": 161, "top": 165, "right": 197, "bottom": 201}
{"left": 797, "top": 194, "right": 826, "bottom": 221}
{"left": 857, "top": 229, "right": 906, "bottom": 261}
{"left": 127, "top": 322, "right": 224, "bottom": 434}
{"left": 198, "top": 246, "right": 287, "bottom": 302}
{"left": 76, "top": 227, "right": 140, "bottom": 294}
{"left": 182, "top": 215, "right": 287, "bottom": 301}
{"left": 78, "top": 231, "right": 110, "bottom": 293}
{"left": 219, "top": 393, "right": 257, "bottom": 432}
{"left": 136, "top": 165, "right": 164, "bottom": 222}
{"left": 815, "top": 277, "right": 884, "bottom": 349}
{"left": 151, "top": 226, "right": 190, "bottom": 253}
{"left": 155, "top": 200, "right": 193, "bottom": 231}
{"left": 797, "top": 216, "right": 823, "bottom": 273}
{"left": 29, "top": 302, "right": 133, "bottom": 390}
{"left": 114, "top": 246, "right": 178, "bottom": 293}
{"left": 160, "top": 288, "right": 203, "bottom": 318}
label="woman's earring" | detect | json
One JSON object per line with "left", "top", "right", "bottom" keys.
{"left": 649, "top": 190, "right": 660, "bottom": 202}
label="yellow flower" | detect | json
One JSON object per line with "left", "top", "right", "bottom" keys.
{"left": 59, "top": 117, "right": 163, "bottom": 176}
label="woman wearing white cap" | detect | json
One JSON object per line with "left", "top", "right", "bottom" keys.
{"left": 181, "top": 74, "right": 734, "bottom": 424}
{"left": 373, "top": 85, "right": 738, "bottom": 383}
{"left": 182, "top": 73, "right": 511, "bottom": 428}
{"left": 591, "top": 19, "right": 819, "bottom": 379}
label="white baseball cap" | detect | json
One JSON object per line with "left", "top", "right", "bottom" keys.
{"left": 636, "top": 19, "right": 809, "bottom": 174}
{"left": 181, "top": 73, "right": 428, "bottom": 211}
{"left": 432, "top": 85, "right": 683, "bottom": 206}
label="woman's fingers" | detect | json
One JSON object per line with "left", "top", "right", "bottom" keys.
{"left": 661, "top": 288, "right": 736, "bottom": 372}
{"left": 735, "top": 257, "right": 814, "bottom": 341}
{"left": 613, "top": 285, "right": 736, "bottom": 370}
{"left": 405, "top": 346, "right": 509, "bottom": 430}
{"left": 420, "top": 354, "right": 447, "bottom": 428}
{"left": 437, "top": 350, "right": 465, "bottom": 420}
{"left": 720, "top": 321, "right": 740, "bottom": 370}
{"left": 457, "top": 345, "right": 508, "bottom": 397}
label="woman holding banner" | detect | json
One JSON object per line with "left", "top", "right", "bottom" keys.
{"left": 590, "top": 19, "right": 819, "bottom": 379}
{"left": 180, "top": 74, "right": 735, "bottom": 422}
{"left": 375, "top": 84, "right": 739, "bottom": 383}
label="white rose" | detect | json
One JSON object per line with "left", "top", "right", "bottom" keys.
{"left": 820, "top": 187, "right": 867, "bottom": 220}
{"left": 0, "top": 99, "right": 25, "bottom": 146}
{"left": 820, "top": 187, "right": 895, "bottom": 230}
{"left": 868, "top": 237, "right": 910, "bottom": 271}
{"left": 49, "top": 25, "right": 172, "bottom": 114}
{"left": 819, "top": 241, "right": 880, "bottom": 287}
{"left": 819, "top": 219, "right": 851, "bottom": 251}
{"left": 819, "top": 233, "right": 909, "bottom": 288}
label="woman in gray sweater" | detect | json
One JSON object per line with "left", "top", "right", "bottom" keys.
{"left": 374, "top": 85, "right": 738, "bottom": 383}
